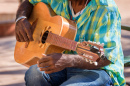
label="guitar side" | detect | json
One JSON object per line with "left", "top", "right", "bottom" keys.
{"left": 14, "top": 2, "right": 77, "bottom": 67}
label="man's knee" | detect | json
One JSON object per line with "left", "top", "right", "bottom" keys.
{"left": 25, "top": 65, "right": 42, "bottom": 82}
{"left": 25, "top": 65, "right": 51, "bottom": 86}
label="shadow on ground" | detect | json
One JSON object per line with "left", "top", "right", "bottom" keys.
{"left": 0, "top": 69, "right": 26, "bottom": 75}
{"left": 3, "top": 83, "right": 25, "bottom": 86}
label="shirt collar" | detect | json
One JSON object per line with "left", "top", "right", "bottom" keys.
{"left": 62, "top": 0, "right": 95, "bottom": 28}
{"left": 62, "top": 0, "right": 116, "bottom": 29}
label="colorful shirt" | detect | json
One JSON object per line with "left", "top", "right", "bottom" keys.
{"left": 29, "top": 0, "right": 126, "bottom": 85}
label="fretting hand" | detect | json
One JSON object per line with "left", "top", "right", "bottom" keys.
{"left": 37, "top": 53, "right": 73, "bottom": 74}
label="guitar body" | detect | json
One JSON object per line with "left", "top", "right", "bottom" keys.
{"left": 14, "top": 2, "right": 77, "bottom": 67}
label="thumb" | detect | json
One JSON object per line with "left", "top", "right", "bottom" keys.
{"left": 42, "top": 54, "right": 47, "bottom": 57}
{"left": 31, "top": 18, "right": 38, "bottom": 33}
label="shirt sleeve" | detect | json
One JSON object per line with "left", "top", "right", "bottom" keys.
{"left": 94, "top": 8, "right": 122, "bottom": 63}
{"left": 29, "top": 0, "right": 62, "bottom": 5}
{"left": 29, "top": 0, "right": 64, "bottom": 16}
{"left": 29, "top": 0, "right": 48, "bottom": 5}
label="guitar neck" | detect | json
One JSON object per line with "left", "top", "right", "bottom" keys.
{"left": 45, "top": 32, "right": 77, "bottom": 51}
{"left": 45, "top": 32, "right": 100, "bottom": 62}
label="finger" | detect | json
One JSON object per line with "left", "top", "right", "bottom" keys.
{"left": 23, "top": 19, "right": 33, "bottom": 41}
{"left": 31, "top": 18, "right": 38, "bottom": 33}
{"left": 20, "top": 27, "right": 29, "bottom": 42}
{"left": 45, "top": 69, "right": 58, "bottom": 74}
{"left": 46, "top": 53, "right": 54, "bottom": 56}
{"left": 45, "top": 67, "right": 64, "bottom": 74}
{"left": 27, "top": 19, "right": 38, "bottom": 41}
{"left": 38, "top": 60, "right": 53, "bottom": 68}
{"left": 37, "top": 54, "right": 46, "bottom": 64}
{"left": 38, "top": 56, "right": 51, "bottom": 64}
{"left": 26, "top": 28, "right": 33, "bottom": 41}
{"left": 40, "top": 65, "right": 55, "bottom": 71}
{"left": 25, "top": 42, "right": 29, "bottom": 48}
{"left": 16, "top": 33, "right": 20, "bottom": 41}
{"left": 42, "top": 54, "right": 46, "bottom": 57}
{"left": 17, "top": 32, "right": 25, "bottom": 42}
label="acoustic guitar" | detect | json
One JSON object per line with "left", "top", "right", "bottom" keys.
{"left": 14, "top": 2, "right": 106, "bottom": 67}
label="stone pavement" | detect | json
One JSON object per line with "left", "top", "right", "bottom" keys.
{"left": 0, "top": 36, "right": 27, "bottom": 86}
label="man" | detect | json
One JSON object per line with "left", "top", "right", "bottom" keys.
{"left": 15, "top": 0, "right": 125, "bottom": 86}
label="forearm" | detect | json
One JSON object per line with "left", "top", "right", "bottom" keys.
{"left": 64, "top": 54, "right": 111, "bottom": 70}
{"left": 16, "top": 0, "right": 33, "bottom": 19}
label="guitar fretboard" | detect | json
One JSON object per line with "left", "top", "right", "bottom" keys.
{"left": 46, "top": 32, "right": 77, "bottom": 51}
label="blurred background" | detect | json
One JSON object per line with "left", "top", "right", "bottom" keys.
{"left": 0, "top": 0, "right": 130, "bottom": 86}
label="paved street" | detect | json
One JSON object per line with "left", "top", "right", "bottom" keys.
{"left": 0, "top": 0, "right": 130, "bottom": 86}
{"left": 0, "top": 36, "right": 27, "bottom": 86}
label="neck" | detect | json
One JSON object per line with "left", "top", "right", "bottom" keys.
{"left": 71, "top": 0, "right": 87, "bottom": 6}
{"left": 45, "top": 32, "right": 77, "bottom": 51}
{"left": 70, "top": 0, "right": 89, "bottom": 14}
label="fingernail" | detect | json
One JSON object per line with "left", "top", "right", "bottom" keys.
{"left": 37, "top": 61, "right": 39, "bottom": 64}
{"left": 42, "top": 53, "right": 46, "bottom": 56}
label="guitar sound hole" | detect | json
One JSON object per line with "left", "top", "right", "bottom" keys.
{"left": 42, "top": 31, "right": 49, "bottom": 44}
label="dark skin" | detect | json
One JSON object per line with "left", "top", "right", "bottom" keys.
{"left": 15, "top": 0, "right": 111, "bottom": 74}
{"left": 15, "top": 0, "right": 33, "bottom": 42}
{"left": 15, "top": 0, "right": 89, "bottom": 42}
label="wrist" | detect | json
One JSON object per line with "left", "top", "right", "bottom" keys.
{"left": 62, "top": 54, "right": 78, "bottom": 68}
{"left": 65, "top": 54, "right": 85, "bottom": 68}
{"left": 15, "top": 16, "right": 27, "bottom": 24}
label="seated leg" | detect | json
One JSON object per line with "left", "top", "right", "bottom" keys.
{"left": 60, "top": 68, "right": 113, "bottom": 86}
{"left": 25, "top": 65, "right": 51, "bottom": 86}
{"left": 25, "top": 64, "right": 67, "bottom": 86}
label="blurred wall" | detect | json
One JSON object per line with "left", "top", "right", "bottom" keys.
{"left": 0, "top": 0, "right": 19, "bottom": 37}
